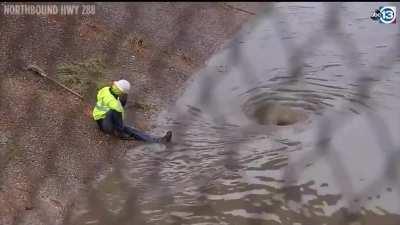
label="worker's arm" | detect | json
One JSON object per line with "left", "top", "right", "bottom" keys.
{"left": 107, "top": 98, "right": 128, "bottom": 137}
{"left": 119, "top": 94, "right": 128, "bottom": 107}
{"left": 110, "top": 109, "right": 126, "bottom": 135}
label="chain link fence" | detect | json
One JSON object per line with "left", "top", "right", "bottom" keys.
{"left": 1, "top": 2, "right": 400, "bottom": 225}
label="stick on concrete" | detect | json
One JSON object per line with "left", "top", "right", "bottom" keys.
{"left": 26, "top": 64, "right": 84, "bottom": 100}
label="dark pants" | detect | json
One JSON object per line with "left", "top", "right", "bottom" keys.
{"left": 97, "top": 110, "right": 158, "bottom": 142}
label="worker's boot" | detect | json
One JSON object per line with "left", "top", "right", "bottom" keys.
{"left": 118, "top": 131, "right": 135, "bottom": 140}
{"left": 159, "top": 131, "right": 172, "bottom": 143}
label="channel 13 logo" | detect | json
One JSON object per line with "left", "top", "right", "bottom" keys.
{"left": 371, "top": 6, "right": 396, "bottom": 24}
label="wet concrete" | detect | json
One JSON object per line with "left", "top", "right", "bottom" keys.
{"left": 70, "top": 2, "right": 400, "bottom": 225}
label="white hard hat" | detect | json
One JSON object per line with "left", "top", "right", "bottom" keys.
{"left": 113, "top": 79, "right": 131, "bottom": 93}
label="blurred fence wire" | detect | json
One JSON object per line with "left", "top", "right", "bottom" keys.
{"left": 145, "top": 2, "right": 400, "bottom": 225}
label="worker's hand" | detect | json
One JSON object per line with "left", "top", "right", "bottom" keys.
{"left": 119, "top": 93, "right": 128, "bottom": 107}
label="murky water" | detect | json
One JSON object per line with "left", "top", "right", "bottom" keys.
{"left": 72, "top": 2, "right": 400, "bottom": 225}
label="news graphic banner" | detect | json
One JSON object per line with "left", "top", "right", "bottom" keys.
{"left": 2, "top": 3, "right": 95, "bottom": 16}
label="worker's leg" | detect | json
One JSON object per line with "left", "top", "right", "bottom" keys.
{"left": 99, "top": 110, "right": 159, "bottom": 142}
{"left": 97, "top": 110, "right": 127, "bottom": 138}
{"left": 122, "top": 126, "right": 159, "bottom": 143}
{"left": 97, "top": 113, "right": 114, "bottom": 134}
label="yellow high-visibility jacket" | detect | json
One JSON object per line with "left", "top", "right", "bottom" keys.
{"left": 92, "top": 86, "right": 124, "bottom": 120}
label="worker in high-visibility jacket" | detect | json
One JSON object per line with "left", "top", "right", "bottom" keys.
{"left": 93, "top": 79, "right": 172, "bottom": 142}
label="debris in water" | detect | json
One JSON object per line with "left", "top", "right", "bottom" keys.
{"left": 320, "top": 183, "right": 329, "bottom": 187}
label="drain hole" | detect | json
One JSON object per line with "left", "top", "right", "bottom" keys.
{"left": 276, "top": 120, "right": 293, "bottom": 126}
{"left": 248, "top": 103, "right": 308, "bottom": 126}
